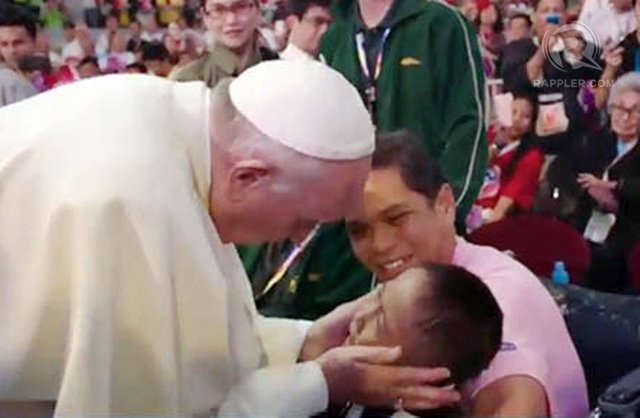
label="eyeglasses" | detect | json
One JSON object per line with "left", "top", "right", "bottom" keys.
{"left": 206, "top": 1, "right": 256, "bottom": 19}
{"left": 609, "top": 103, "right": 640, "bottom": 119}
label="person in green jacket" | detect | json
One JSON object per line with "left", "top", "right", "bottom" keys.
{"left": 242, "top": 0, "right": 487, "bottom": 320}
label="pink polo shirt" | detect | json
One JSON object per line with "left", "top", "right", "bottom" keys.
{"left": 453, "top": 238, "right": 588, "bottom": 417}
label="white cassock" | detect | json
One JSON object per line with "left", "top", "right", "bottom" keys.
{"left": 0, "top": 74, "right": 328, "bottom": 417}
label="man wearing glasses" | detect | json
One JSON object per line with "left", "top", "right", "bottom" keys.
{"left": 170, "top": 0, "right": 277, "bottom": 86}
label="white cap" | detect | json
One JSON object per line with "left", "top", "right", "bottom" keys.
{"left": 229, "top": 59, "right": 375, "bottom": 161}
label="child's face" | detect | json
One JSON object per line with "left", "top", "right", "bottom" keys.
{"left": 345, "top": 268, "right": 437, "bottom": 366}
{"left": 506, "top": 98, "right": 534, "bottom": 139}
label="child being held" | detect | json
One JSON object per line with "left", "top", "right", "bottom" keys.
{"left": 338, "top": 263, "right": 503, "bottom": 418}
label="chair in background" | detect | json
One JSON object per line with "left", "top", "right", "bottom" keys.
{"left": 469, "top": 214, "right": 590, "bottom": 283}
{"left": 628, "top": 242, "right": 640, "bottom": 294}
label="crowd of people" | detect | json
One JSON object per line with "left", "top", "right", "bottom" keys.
{"left": 0, "top": 0, "right": 640, "bottom": 415}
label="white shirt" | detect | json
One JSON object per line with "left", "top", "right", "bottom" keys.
{"left": 61, "top": 38, "right": 84, "bottom": 63}
{"left": 280, "top": 43, "right": 315, "bottom": 61}
{"left": 0, "top": 75, "right": 327, "bottom": 417}
{"left": 578, "top": 0, "right": 636, "bottom": 48}
{"left": 0, "top": 65, "right": 36, "bottom": 108}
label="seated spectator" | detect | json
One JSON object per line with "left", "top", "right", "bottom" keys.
{"left": 61, "top": 20, "right": 84, "bottom": 66}
{"left": 126, "top": 19, "right": 147, "bottom": 53}
{"left": 83, "top": 0, "right": 103, "bottom": 28}
{"left": 0, "top": 2, "right": 38, "bottom": 107}
{"left": 142, "top": 42, "right": 173, "bottom": 76}
{"left": 95, "top": 11, "right": 120, "bottom": 57}
{"left": 101, "top": 32, "right": 135, "bottom": 72}
{"left": 576, "top": 73, "right": 640, "bottom": 293}
{"left": 141, "top": 14, "right": 165, "bottom": 43}
{"left": 34, "top": 29, "right": 62, "bottom": 68}
{"left": 77, "top": 55, "right": 101, "bottom": 78}
{"left": 345, "top": 131, "right": 588, "bottom": 417}
{"left": 40, "top": 0, "right": 65, "bottom": 30}
{"left": 333, "top": 264, "right": 503, "bottom": 417}
{"left": 476, "top": 1, "right": 505, "bottom": 76}
{"left": 123, "top": 62, "right": 148, "bottom": 73}
{"left": 498, "top": 0, "right": 604, "bottom": 154}
{"left": 504, "top": 11, "right": 531, "bottom": 43}
{"left": 476, "top": 93, "right": 544, "bottom": 224}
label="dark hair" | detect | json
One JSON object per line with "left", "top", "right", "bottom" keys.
{"left": 142, "top": 42, "right": 169, "bottom": 61}
{"left": 18, "top": 54, "right": 51, "bottom": 74}
{"left": 78, "top": 55, "right": 99, "bottom": 68}
{"left": 373, "top": 130, "right": 447, "bottom": 202}
{"left": 502, "top": 92, "right": 539, "bottom": 181}
{"left": 482, "top": 3, "right": 504, "bottom": 34}
{"left": 508, "top": 12, "right": 531, "bottom": 26}
{"left": 63, "top": 19, "right": 75, "bottom": 30}
{"left": 0, "top": 2, "right": 38, "bottom": 39}
{"left": 531, "top": 0, "right": 567, "bottom": 12}
{"left": 125, "top": 62, "right": 147, "bottom": 72}
{"left": 289, "top": 0, "right": 331, "bottom": 18}
{"left": 416, "top": 263, "right": 503, "bottom": 385}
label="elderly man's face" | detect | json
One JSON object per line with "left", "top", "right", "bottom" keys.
{"left": 346, "top": 167, "right": 455, "bottom": 283}
{"left": 609, "top": 90, "right": 640, "bottom": 141}
{"left": 235, "top": 156, "right": 371, "bottom": 243}
{"left": 204, "top": 0, "right": 260, "bottom": 53}
{"left": 0, "top": 25, "right": 35, "bottom": 71}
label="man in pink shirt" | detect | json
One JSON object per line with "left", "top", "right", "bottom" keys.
{"left": 346, "top": 130, "right": 588, "bottom": 417}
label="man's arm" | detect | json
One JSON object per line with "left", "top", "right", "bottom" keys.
{"left": 435, "top": 8, "right": 487, "bottom": 222}
{"left": 471, "top": 375, "right": 549, "bottom": 417}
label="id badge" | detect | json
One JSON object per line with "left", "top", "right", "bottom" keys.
{"left": 536, "top": 101, "right": 569, "bottom": 137}
{"left": 583, "top": 209, "right": 616, "bottom": 244}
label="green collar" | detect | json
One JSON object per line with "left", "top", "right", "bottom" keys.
{"left": 209, "top": 34, "right": 264, "bottom": 75}
{"left": 334, "top": 0, "right": 428, "bottom": 30}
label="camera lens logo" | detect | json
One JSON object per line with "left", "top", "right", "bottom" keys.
{"left": 541, "top": 22, "right": 602, "bottom": 72}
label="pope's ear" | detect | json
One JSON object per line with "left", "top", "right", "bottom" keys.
{"left": 228, "top": 160, "right": 271, "bottom": 202}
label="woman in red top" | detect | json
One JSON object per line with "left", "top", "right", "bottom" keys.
{"left": 478, "top": 94, "right": 544, "bottom": 223}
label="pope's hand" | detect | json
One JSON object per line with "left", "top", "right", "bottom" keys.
{"left": 317, "top": 345, "right": 461, "bottom": 410}
{"left": 300, "top": 292, "right": 378, "bottom": 361}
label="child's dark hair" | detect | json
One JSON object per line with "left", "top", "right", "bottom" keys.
{"left": 502, "top": 91, "right": 539, "bottom": 181}
{"left": 416, "top": 263, "right": 503, "bottom": 385}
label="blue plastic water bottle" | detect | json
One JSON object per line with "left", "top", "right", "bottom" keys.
{"left": 551, "top": 261, "right": 569, "bottom": 285}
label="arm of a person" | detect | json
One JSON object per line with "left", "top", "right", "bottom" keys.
{"left": 491, "top": 150, "right": 544, "bottom": 220}
{"left": 435, "top": 9, "right": 488, "bottom": 221}
{"left": 525, "top": 48, "right": 546, "bottom": 85}
{"left": 617, "top": 177, "right": 640, "bottom": 211}
{"left": 216, "top": 361, "right": 329, "bottom": 418}
{"left": 471, "top": 375, "right": 549, "bottom": 417}
{"left": 487, "top": 195, "right": 515, "bottom": 223}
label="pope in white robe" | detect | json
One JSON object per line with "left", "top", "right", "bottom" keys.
{"left": 0, "top": 60, "right": 378, "bottom": 417}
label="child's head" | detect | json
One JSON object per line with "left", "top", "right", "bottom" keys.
{"left": 505, "top": 93, "right": 536, "bottom": 142}
{"left": 346, "top": 264, "right": 503, "bottom": 386}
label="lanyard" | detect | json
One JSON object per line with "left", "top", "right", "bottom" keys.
{"left": 258, "top": 224, "right": 321, "bottom": 298}
{"left": 603, "top": 139, "right": 637, "bottom": 181}
{"left": 355, "top": 28, "right": 391, "bottom": 116}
